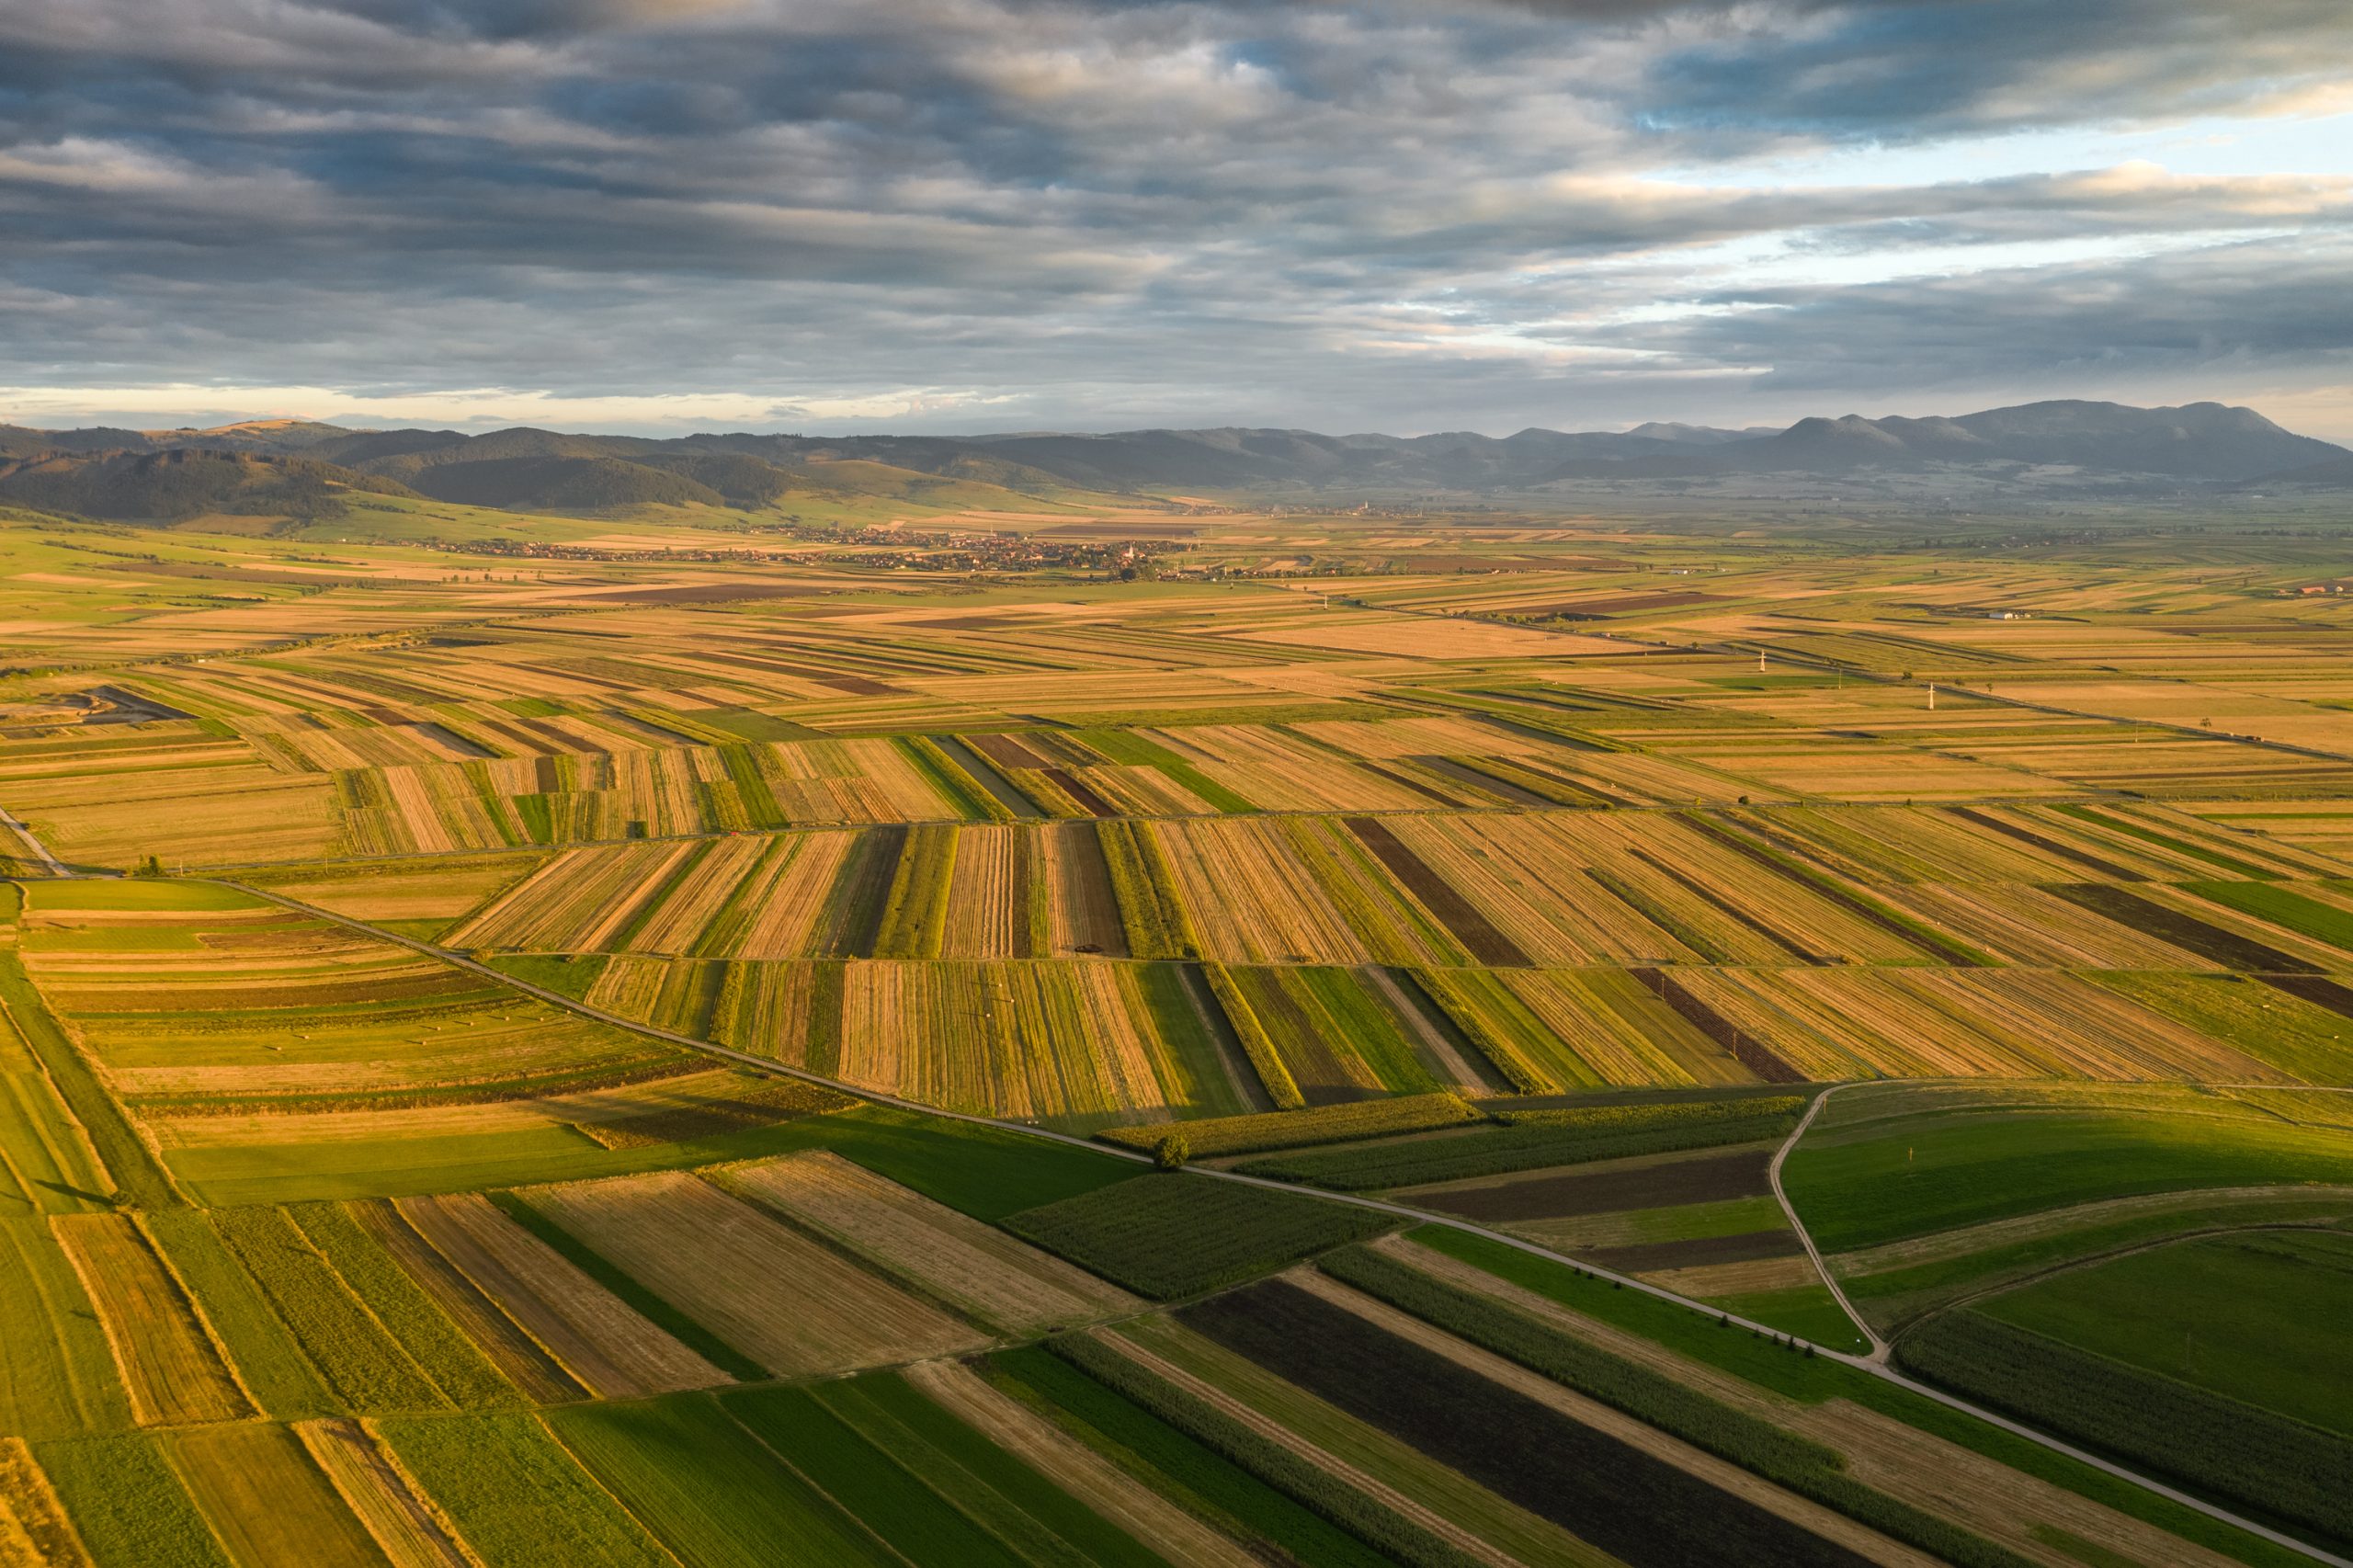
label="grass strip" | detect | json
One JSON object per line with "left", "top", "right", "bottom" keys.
{"left": 208, "top": 1205, "right": 444, "bottom": 1414}
{"left": 871, "top": 824, "right": 956, "bottom": 959}
{"left": 545, "top": 1395, "right": 897, "bottom": 1568}
{"left": 987, "top": 1344, "right": 1395, "bottom": 1568}
{"left": 720, "top": 1384, "right": 1028, "bottom": 1568}
{"left": 1405, "top": 969, "right": 1554, "bottom": 1094}
{"left": 1239, "top": 1108, "right": 1801, "bottom": 1190}
{"left": 898, "top": 736, "right": 1010, "bottom": 822}
{"left": 823, "top": 1371, "right": 1169, "bottom": 1568}
{"left": 376, "top": 1412, "right": 674, "bottom": 1568}
{"left": 483, "top": 1191, "right": 766, "bottom": 1381}
{"left": 288, "top": 1200, "right": 521, "bottom": 1409}
{"left": 0, "top": 941, "right": 177, "bottom": 1208}
{"left": 2186, "top": 881, "right": 2353, "bottom": 953}
{"left": 33, "top": 1435, "right": 231, "bottom": 1568}
{"left": 1201, "top": 962, "right": 1303, "bottom": 1109}
{"left": 1098, "top": 1093, "right": 1480, "bottom": 1159}
{"left": 1098, "top": 821, "right": 1199, "bottom": 960}
{"left": 1051, "top": 1333, "right": 1486, "bottom": 1568}
{"left": 1322, "top": 1245, "right": 2036, "bottom": 1568}
{"left": 141, "top": 1209, "right": 335, "bottom": 1420}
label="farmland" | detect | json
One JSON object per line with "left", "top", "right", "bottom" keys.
{"left": 0, "top": 495, "right": 2349, "bottom": 1564}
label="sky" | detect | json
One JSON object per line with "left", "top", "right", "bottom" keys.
{"left": 3, "top": 0, "right": 2350, "bottom": 439}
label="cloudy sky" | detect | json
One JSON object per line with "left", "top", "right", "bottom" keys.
{"left": 4, "top": 0, "right": 2350, "bottom": 437}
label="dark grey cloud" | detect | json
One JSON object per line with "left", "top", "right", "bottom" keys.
{"left": 0, "top": 0, "right": 2347, "bottom": 434}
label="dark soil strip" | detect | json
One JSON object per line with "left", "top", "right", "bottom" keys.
{"left": 2257, "top": 972, "right": 2353, "bottom": 1022}
{"left": 1945, "top": 808, "right": 2145, "bottom": 881}
{"left": 2049, "top": 883, "right": 2316, "bottom": 974}
{"left": 1682, "top": 816, "right": 1983, "bottom": 967}
{"left": 1630, "top": 968, "right": 1806, "bottom": 1084}
{"left": 932, "top": 735, "right": 1041, "bottom": 819}
{"left": 1182, "top": 1280, "right": 1876, "bottom": 1568}
{"left": 1410, "top": 755, "right": 1558, "bottom": 807}
{"left": 825, "top": 824, "right": 908, "bottom": 958}
{"left": 1350, "top": 759, "right": 1470, "bottom": 807}
{"left": 1346, "top": 819, "right": 1530, "bottom": 967}
{"left": 1410, "top": 1147, "right": 1776, "bottom": 1221}
{"left": 1626, "top": 849, "right": 1823, "bottom": 963}
{"left": 1246, "top": 975, "right": 1372, "bottom": 1108}
{"left": 967, "top": 732, "right": 1052, "bottom": 770}
{"left": 1580, "top": 1229, "right": 1804, "bottom": 1274}
{"left": 414, "top": 721, "right": 496, "bottom": 759}
{"left": 1042, "top": 767, "right": 1118, "bottom": 817}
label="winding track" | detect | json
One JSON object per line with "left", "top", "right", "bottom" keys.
{"left": 1767, "top": 1081, "right": 1890, "bottom": 1361}
{"left": 18, "top": 846, "right": 2348, "bottom": 1568}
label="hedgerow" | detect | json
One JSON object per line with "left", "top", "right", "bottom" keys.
{"left": 1098, "top": 1093, "right": 1479, "bottom": 1158}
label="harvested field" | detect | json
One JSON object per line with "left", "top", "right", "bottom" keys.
{"left": 721, "top": 1151, "right": 1134, "bottom": 1333}
{"left": 49, "top": 1214, "right": 248, "bottom": 1427}
{"left": 392, "top": 1193, "right": 724, "bottom": 1399}
{"left": 903, "top": 1358, "right": 1265, "bottom": 1568}
{"left": 165, "top": 1421, "right": 392, "bottom": 1568}
{"left": 519, "top": 1171, "right": 987, "bottom": 1376}
{"left": 293, "top": 1420, "right": 472, "bottom": 1568}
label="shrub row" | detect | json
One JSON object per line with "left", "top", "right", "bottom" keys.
{"left": 1049, "top": 1333, "right": 1487, "bottom": 1568}
{"left": 1099, "top": 1092, "right": 1478, "bottom": 1159}
{"left": 1897, "top": 1309, "right": 2353, "bottom": 1543}
{"left": 1238, "top": 1108, "right": 1801, "bottom": 1190}
{"left": 1493, "top": 1095, "right": 1807, "bottom": 1131}
{"left": 1320, "top": 1246, "right": 2039, "bottom": 1568}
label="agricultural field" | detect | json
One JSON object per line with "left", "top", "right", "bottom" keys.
{"left": 2, "top": 499, "right": 2350, "bottom": 1564}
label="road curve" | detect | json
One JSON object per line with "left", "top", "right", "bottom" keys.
{"left": 1767, "top": 1081, "right": 1890, "bottom": 1361}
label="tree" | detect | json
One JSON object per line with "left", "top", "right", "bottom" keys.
{"left": 1153, "top": 1131, "right": 1189, "bottom": 1170}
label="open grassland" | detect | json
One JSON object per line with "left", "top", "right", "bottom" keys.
{"left": 1785, "top": 1082, "right": 2353, "bottom": 1254}
{"left": 1972, "top": 1229, "right": 2353, "bottom": 1439}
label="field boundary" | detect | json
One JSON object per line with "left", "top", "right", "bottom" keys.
{"left": 123, "top": 873, "right": 2353, "bottom": 1568}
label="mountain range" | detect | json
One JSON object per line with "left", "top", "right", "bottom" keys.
{"left": 0, "top": 400, "right": 2344, "bottom": 523}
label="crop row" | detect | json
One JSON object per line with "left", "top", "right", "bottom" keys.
{"left": 1897, "top": 1309, "right": 2353, "bottom": 1541}
{"left": 1006, "top": 1174, "right": 1396, "bottom": 1299}
{"left": 1322, "top": 1246, "right": 2035, "bottom": 1568}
